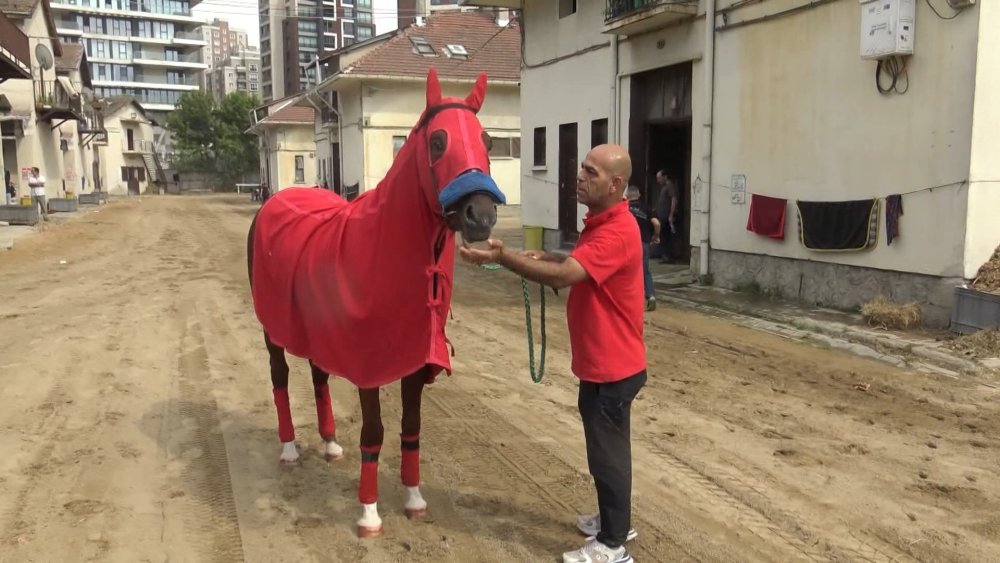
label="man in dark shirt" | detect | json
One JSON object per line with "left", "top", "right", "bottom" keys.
{"left": 626, "top": 185, "right": 659, "bottom": 311}
{"left": 654, "top": 169, "right": 679, "bottom": 263}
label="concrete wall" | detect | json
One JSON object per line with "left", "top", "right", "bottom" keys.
{"left": 261, "top": 123, "right": 318, "bottom": 191}
{"left": 965, "top": 0, "right": 1000, "bottom": 279}
{"left": 520, "top": 0, "right": 613, "bottom": 232}
{"left": 710, "top": 0, "right": 978, "bottom": 281}
{"left": 354, "top": 79, "right": 521, "bottom": 204}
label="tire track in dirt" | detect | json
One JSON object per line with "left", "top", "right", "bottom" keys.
{"left": 169, "top": 309, "right": 246, "bottom": 562}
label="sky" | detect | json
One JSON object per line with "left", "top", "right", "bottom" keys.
{"left": 191, "top": 0, "right": 403, "bottom": 48}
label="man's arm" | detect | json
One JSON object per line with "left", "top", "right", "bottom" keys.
{"left": 651, "top": 217, "right": 661, "bottom": 242}
{"left": 460, "top": 241, "right": 589, "bottom": 290}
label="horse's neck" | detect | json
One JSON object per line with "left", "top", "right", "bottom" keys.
{"left": 353, "top": 149, "right": 449, "bottom": 263}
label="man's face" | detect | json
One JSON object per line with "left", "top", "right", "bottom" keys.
{"left": 656, "top": 172, "right": 664, "bottom": 185}
{"left": 576, "top": 151, "right": 620, "bottom": 207}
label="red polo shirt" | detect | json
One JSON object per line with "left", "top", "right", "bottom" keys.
{"left": 567, "top": 200, "right": 647, "bottom": 383}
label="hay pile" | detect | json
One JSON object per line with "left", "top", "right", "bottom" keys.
{"left": 860, "top": 295, "right": 922, "bottom": 330}
{"left": 948, "top": 329, "right": 1000, "bottom": 359}
{"left": 972, "top": 245, "right": 1000, "bottom": 294}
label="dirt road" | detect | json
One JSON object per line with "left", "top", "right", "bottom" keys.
{"left": 1, "top": 195, "right": 997, "bottom": 563}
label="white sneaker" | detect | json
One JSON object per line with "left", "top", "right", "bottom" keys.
{"left": 562, "top": 538, "right": 634, "bottom": 563}
{"left": 576, "top": 513, "right": 638, "bottom": 542}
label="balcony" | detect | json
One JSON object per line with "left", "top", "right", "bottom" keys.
{"left": 603, "top": 0, "right": 698, "bottom": 35}
{"left": 123, "top": 138, "right": 154, "bottom": 154}
{"left": 33, "top": 79, "right": 84, "bottom": 124}
{"left": 56, "top": 19, "right": 83, "bottom": 35}
{"left": 172, "top": 30, "right": 207, "bottom": 45}
{"left": 133, "top": 50, "right": 207, "bottom": 69}
{"left": 50, "top": 0, "right": 199, "bottom": 23}
{"left": 0, "top": 13, "right": 31, "bottom": 81}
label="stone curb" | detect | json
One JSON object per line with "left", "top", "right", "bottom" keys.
{"left": 653, "top": 286, "right": 989, "bottom": 377}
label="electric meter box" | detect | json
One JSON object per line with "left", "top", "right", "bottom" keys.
{"left": 860, "top": 0, "right": 916, "bottom": 60}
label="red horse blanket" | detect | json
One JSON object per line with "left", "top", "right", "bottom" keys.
{"left": 251, "top": 186, "right": 456, "bottom": 389}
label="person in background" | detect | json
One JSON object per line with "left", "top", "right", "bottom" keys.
{"left": 625, "top": 184, "right": 660, "bottom": 312}
{"left": 654, "top": 169, "right": 678, "bottom": 263}
{"left": 4, "top": 170, "right": 15, "bottom": 205}
{"left": 28, "top": 167, "right": 48, "bottom": 221}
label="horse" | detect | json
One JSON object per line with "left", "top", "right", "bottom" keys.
{"left": 246, "top": 68, "right": 505, "bottom": 538}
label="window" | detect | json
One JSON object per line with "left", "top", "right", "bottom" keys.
{"left": 295, "top": 155, "right": 305, "bottom": 183}
{"left": 533, "top": 127, "right": 546, "bottom": 167}
{"left": 250, "top": 64, "right": 258, "bottom": 72}
{"left": 511, "top": 137, "right": 521, "bottom": 158}
{"left": 410, "top": 36, "right": 436, "bottom": 57}
{"left": 489, "top": 137, "right": 514, "bottom": 159}
{"left": 559, "top": 0, "right": 577, "bottom": 18}
{"left": 342, "top": 21, "right": 355, "bottom": 36}
{"left": 356, "top": 25, "right": 372, "bottom": 40}
{"left": 591, "top": 118, "right": 608, "bottom": 148}
{"left": 392, "top": 136, "right": 406, "bottom": 158}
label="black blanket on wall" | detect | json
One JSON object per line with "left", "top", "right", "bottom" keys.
{"left": 796, "top": 198, "right": 879, "bottom": 251}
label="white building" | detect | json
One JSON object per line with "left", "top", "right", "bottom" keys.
{"left": 465, "top": 0, "right": 998, "bottom": 326}
{"left": 302, "top": 10, "right": 522, "bottom": 202}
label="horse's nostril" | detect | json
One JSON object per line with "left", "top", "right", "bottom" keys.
{"left": 464, "top": 204, "right": 476, "bottom": 221}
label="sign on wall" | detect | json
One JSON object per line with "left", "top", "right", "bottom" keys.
{"left": 731, "top": 174, "right": 746, "bottom": 204}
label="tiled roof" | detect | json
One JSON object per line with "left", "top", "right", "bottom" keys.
{"left": 261, "top": 104, "right": 314, "bottom": 124}
{"left": 342, "top": 11, "right": 520, "bottom": 83}
{"left": 0, "top": 0, "right": 36, "bottom": 15}
{"left": 55, "top": 42, "right": 84, "bottom": 71}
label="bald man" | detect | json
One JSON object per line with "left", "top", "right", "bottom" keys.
{"left": 461, "top": 144, "right": 646, "bottom": 563}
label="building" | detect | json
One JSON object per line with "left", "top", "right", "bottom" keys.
{"left": 0, "top": 0, "right": 95, "bottom": 205}
{"left": 303, "top": 9, "right": 521, "bottom": 202}
{"left": 208, "top": 48, "right": 261, "bottom": 100}
{"left": 199, "top": 18, "right": 251, "bottom": 88}
{"left": 246, "top": 99, "right": 318, "bottom": 192}
{"left": 465, "top": 0, "right": 998, "bottom": 326}
{"left": 261, "top": 0, "right": 471, "bottom": 103}
{"left": 96, "top": 96, "right": 160, "bottom": 195}
{"left": 50, "top": 0, "right": 208, "bottom": 115}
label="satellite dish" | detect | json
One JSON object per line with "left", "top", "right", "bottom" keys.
{"left": 35, "top": 43, "right": 54, "bottom": 71}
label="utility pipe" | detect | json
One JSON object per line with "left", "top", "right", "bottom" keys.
{"left": 699, "top": 0, "right": 716, "bottom": 280}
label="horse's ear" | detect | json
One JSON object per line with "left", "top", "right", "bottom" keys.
{"left": 465, "top": 72, "right": 488, "bottom": 113}
{"left": 426, "top": 68, "right": 442, "bottom": 108}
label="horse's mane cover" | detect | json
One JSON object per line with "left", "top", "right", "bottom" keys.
{"left": 251, "top": 69, "right": 501, "bottom": 389}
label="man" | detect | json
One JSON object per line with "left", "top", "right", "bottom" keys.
{"left": 27, "top": 167, "right": 48, "bottom": 221}
{"left": 4, "top": 169, "right": 15, "bottom": 205}
{"left": 654, "top": 169, "right": 678, "bottom": 263}
{"left": 460, "top": 144, "right": 646, "bottom": 563}
{"left": 626, "top": 185, "right": 660, "bottom": 312}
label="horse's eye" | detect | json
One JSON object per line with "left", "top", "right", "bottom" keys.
{"left": 482, "top": 132, "right": 493, "bottom": 153}
{"left": 429, "top": 130, "right": 447, "bottom": 162}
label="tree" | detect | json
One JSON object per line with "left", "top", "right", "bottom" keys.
{"left": 165, "top": 91, "right": 260, "bottom": 189}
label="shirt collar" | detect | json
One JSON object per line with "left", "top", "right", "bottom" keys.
{"left": 583, "top": 200, "right": 629, "bottom": 229}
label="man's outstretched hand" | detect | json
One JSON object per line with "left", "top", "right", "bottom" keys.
{"left": 459, "top": 239, "right": 504, "bottom": 266}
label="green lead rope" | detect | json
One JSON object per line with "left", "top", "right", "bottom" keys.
{"left": 481, "top": 263, "right": 546, "bottom": 383}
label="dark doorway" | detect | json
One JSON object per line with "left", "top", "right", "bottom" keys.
{"left": 647, "top": 121, "right": 692, "bottom": 262}
{"left": 126, "top": 128, "right": 135, "bottom": 151}
{"left": 330, "top": 143, "right": 341, "bottom": 195}
{"left": 628, "top": 61, "right": 694, "bottom": 263}
{"left": 558, "top": 122, "right": 579, "bottom": 245}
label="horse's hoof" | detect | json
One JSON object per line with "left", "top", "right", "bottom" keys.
{"left": 323, "top": 440, "right": 345, "bottom": 462}
{"left": 279, "top": 457, "right": 300, "bottom": 466}
{"left": 324, "top": 452, "right": 344, "bottom": 462}
{"left": 405, "top": 507, "right": 427, "bottom": 519}
{"left": 358, "top": 525, "right": 383, "bottom": 538}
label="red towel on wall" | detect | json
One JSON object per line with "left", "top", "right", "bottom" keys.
{"left": 746, "top": 194, "right": 788, "bottom": 240}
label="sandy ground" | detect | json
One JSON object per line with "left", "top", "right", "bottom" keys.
{"left": 0, "top": 195, "right": 998, "bottom": 563}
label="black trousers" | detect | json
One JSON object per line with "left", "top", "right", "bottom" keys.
{"left": 578, "top": 370, "right": 647, "bottom": 548}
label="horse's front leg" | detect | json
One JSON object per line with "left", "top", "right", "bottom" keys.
{"left": 357, "top": 386, "right": 384, "bottom": 537}
{"left": 309, "top": 362, "right": 343, "bottom": 461}
{"left": 400, "top": 369, "right": 428, "bottom": 519}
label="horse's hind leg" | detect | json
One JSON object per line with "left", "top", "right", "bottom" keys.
{"left": 309, "top": 361, "right": 344, "bottom": 461}
{"left": 265, "top": 332, "right": 299, "bottom": 464}
{"left": 400, "top": 369, "right": 428, "bottom": 519}
{"left": 356, "top": 386, "right": 385, "bottom": 537}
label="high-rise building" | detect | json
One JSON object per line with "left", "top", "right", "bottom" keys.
{"left": 200, "top": 19, "right": 251, "bottom": 89}
{"left": 209, "top": 48, "right": 261, "bottom": 100}
{"left": 51, "top": 0, "right": 209, "bottom": 114}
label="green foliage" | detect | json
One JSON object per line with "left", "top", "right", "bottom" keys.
{"left": 165, "top": 91, "right": 260, "bottom": 187}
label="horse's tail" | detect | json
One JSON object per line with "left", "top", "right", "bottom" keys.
{"left": 247, "top": 209, "right": 261, "bottom": 289}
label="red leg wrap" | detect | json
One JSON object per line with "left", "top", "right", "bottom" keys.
{"left": 272, "top": 387, "right": 295, "bottom": 443}
{"left": 359, "top": 444, "right": 381, "bottom": 505}
{"left": 314, "top": 383, "right": 336, "bottom": 439}
{"left": 400, "top": 434, "right": 420, "bottom": 487}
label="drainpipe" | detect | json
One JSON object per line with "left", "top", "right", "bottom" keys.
{"left": 699, "top": 0, "right": 716, "bottom": 281}
{"left": 610, "top": 34, "right": 619, "bottom": 144}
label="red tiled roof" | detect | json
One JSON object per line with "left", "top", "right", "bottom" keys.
{"left": 261, "top": 104, "right": 314, "bottom": 124}
{"left": 342, "top": 11, "right": 520, "bottom": 83}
